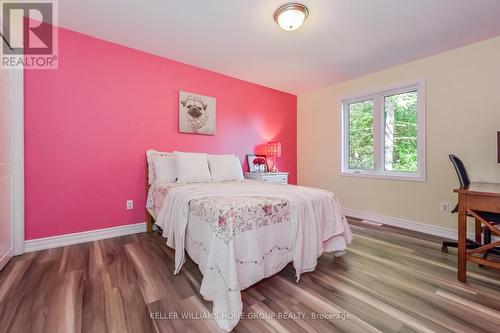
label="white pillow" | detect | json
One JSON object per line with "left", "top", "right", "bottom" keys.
{"left": 234, "top": 156, "right": 244, "bottom": 181}
{"left": 174, "top": 151, "right": 212, "bottom": 183}
{"left": 146, "top": 150, "right": 177, "bottom": 184}
{"left": 208, "top": 154, "right": 244, "bottom": 182}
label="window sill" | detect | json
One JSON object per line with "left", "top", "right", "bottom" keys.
{"left": 340, "top": 170, "right": 426, "bottom": 182}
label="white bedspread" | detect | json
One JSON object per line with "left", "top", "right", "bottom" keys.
{"left": 154, "top": 181, "right": 352, "bottom": 331}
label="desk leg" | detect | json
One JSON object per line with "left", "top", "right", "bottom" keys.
{"left": 458, "top": 193, "right": 467, "bottom": 283}
{"left": 474, "top": 219, "right": 482, "bottom": 243}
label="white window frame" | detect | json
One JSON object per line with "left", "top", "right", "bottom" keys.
{"left": 341, "top": 79, "right": 426, "bottom": 182}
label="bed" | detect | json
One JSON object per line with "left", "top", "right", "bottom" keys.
{"left": 145, "top": 151, "right": 352, "bottom": 330}
{"left": 146, "top": 178, "right": 352, "bottom": 331}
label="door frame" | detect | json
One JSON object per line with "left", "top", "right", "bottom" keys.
{"left": 12, "top": 68, "right": 24, "bottom": 255}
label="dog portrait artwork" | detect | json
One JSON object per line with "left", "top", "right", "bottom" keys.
{"left": 179, "top": 91, "right": 216, "bottom": 135}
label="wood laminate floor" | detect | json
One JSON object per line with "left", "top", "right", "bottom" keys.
{"left": 1, "top": 219, "right": 500, "bottom": 333}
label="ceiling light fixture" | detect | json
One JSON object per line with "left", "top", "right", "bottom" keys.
{"left": 274, "top": 3, "right": 309, "bottom": 31}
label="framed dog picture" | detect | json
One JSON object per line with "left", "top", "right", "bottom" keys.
{"left": 179, "top": 91, "right": 216, "bottom": 135}
{"left": 246, "top": 154, "right": 268, "bottom": 173}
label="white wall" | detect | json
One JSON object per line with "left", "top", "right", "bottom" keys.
{"left": 298, "top": 36, "right": 500, "bottom": 230}
{"left": 0, "top": 69, "right": 13, "bottom": 269}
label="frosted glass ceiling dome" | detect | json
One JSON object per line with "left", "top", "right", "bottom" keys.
{"left": 274, "top": 3, "right": 309, "bottom": 31}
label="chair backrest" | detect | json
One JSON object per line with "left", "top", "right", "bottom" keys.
{"left": 448, "top": 154, "right": 470, "bottom": 188}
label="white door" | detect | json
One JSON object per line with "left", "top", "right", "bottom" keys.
{"left": 0, "top": 68, "right": 13, "bottom": 271}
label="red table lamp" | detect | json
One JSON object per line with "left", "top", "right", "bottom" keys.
{"left": 267, "top": 142, "right": 282, "bottom": 173}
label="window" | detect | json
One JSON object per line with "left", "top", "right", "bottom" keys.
{"left": 341, "top": 80, "right": 425, "bottom": 181}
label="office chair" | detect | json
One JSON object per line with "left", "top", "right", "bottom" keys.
{"left": 442, "top": 154, "right": 500, "bottom": 259}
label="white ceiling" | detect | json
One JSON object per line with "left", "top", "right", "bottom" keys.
{"left": 58, "top": 0, "right": 500, "bottom": 94}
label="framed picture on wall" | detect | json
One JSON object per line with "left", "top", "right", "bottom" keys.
{"left": 179, "top": 91, "right": 216, "bottom": 135}
{"left": 246, "top": 154, "right": 268, "bottom": 173}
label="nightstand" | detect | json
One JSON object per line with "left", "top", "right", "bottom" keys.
{"left": 244, "top": 172, "right": 289, "bottom": 184}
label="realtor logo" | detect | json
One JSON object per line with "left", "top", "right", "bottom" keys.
{"left": 1, "top": 0, "right": 58, "bottom": 69}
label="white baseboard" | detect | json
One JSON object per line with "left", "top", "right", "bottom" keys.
{"left": 0, "top": 248, "right": 13, "bottom": 270}
{"left": 24, "top": 222, "right": 147, "bottom": 253}
{"left": 344, "top": 209, "right": 476, "bottom": 240}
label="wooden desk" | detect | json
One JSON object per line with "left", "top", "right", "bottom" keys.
{"left": 455, "top": 182, "right": 500, "bottom": 282}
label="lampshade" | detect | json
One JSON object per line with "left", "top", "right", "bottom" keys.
{"left": 267, "top": 142, "right": 282, "bottom": 157}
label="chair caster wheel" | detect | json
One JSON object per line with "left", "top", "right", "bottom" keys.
{"left": 441, "top": 245, "right": 448, "bottom": 253}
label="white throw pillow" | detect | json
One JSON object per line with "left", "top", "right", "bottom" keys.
{"left": 234, "top": 156, "right": 244, "bottom": 181}
{"left": 146, "top": 150, "right": 177, "bottom": 184}
{"left": 174, "top": 151, "right": 212, "bottom": 183}
{"left": 208, "top": 154, "right": 244, "bottom": 182}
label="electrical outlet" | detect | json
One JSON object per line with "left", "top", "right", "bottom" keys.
{"left": 126, "top": 200, "right": 134, "bottom": 210}
{"left": 440, "top": 203, "right": 450, "bottom": 213}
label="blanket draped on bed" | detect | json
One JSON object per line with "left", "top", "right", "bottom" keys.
{"left": 155, "top": 182, "right": 352, "bottom": 331}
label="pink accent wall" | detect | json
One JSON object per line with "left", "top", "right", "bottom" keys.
{"left": 24, "top": 27, "right": 297, "bottom": 240}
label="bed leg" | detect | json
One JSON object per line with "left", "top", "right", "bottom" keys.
{"left": 147, "top": 213, "right": 154, "bottom": 233}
